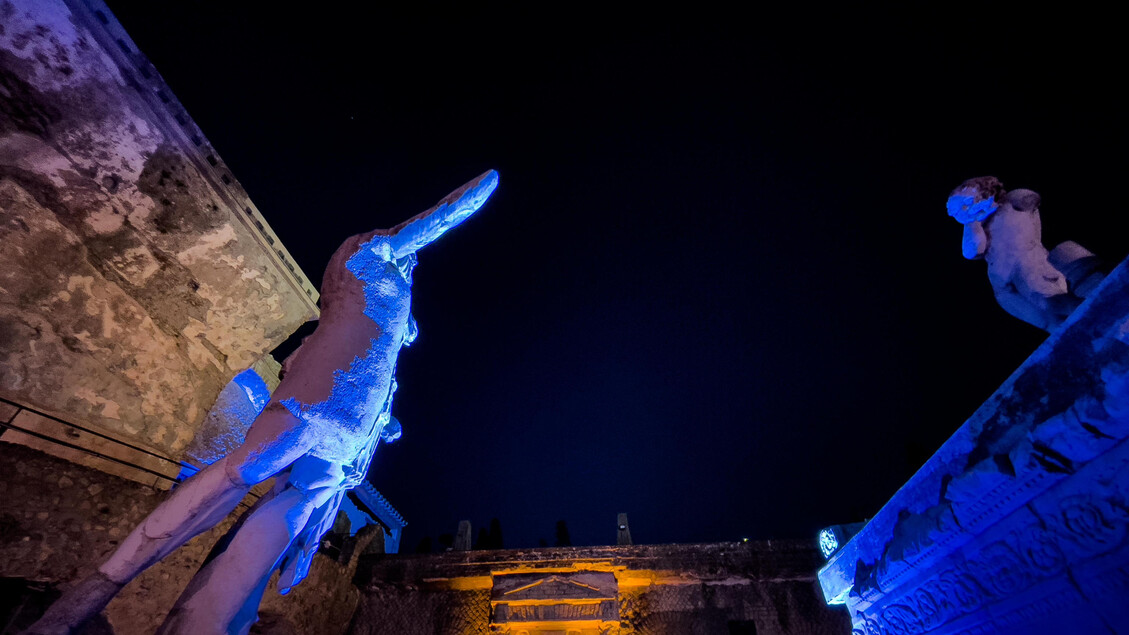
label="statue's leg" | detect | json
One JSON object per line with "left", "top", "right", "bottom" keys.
{"left": 1049, "top": 240, "right": 1106, "bottom": 298}
{"left": 24, "top": 403, "right": 312, "bottom": 635}
{"left": 156, "top": 457, "right": 346, "bottom": 635}
{"left": 102, "top": 403, "right": 314, "bottom": 581}
{"left": 1013, "top": 259, "right": 1075, "bottom": 328}
{"left": 196, "top": 473, "right": 288, "bottom": 572}
{"left": 158, "top": 477, "right": 288, "bottom": 635}
{"left": 224, "top": 566, "right": 274, "bottom": 635}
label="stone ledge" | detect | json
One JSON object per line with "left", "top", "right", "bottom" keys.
{"left": 352, "top": 541, "right": 848, "bottom": 635}
{"left": 818, "top": 256, "right": 1129, "bottom": 633}
{"left": 358, "top": 539, "right": 824, "bottom": 587}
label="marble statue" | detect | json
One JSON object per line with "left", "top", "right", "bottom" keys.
{"left": 27, "top": 170, "right": 499, "bottom": 635}
{"left": 947, "top": 176, "right": 1104, "bottom": 332}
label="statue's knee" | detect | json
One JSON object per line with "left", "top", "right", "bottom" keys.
{"left": 223, "top": 457, "right": 253, "bottom": 488}
{"left": 224, "top": 454, "right": 278, "bottom": 488}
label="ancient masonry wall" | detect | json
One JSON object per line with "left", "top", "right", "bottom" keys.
{"left": 350, "top": 542, "right": 851, "bottom": 635}
{"left": 0, "top": 443, "right": 369, "bottom": 635}
{"left": 0, "top": 0, "right": 318, "bottom": 460}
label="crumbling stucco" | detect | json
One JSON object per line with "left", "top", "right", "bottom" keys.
{"left": 0, "top": 0, "right": 317, "bottom": 456}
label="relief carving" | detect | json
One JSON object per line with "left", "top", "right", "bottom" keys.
{"left": 1053, "top": 496, "right": 1129, "bottom": 557}
{"left": 967, "top": 541, "right": 1032, "bottom": 597}
{"left": 857, "top": 499, "right": 1129, "bottom": 635}
{"left": 863, "top": 519, "right": 1071, "bottom": 634}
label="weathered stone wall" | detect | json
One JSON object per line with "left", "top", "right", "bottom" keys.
{"left": 352, "top": 542, "right": 850, "bottom": 634}
{"left": 350, "top": 588, "right": 491, "bottom": 635}
{"left": 0, "top": 442, "right": 369, "bottom": 634}
{"left": 0, "top": 442, "right": 236, "bottom": 633}
{"left": 0, "top": 0, "right": 317, "bottom": 458}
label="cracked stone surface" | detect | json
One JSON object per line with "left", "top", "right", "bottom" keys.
{"left": 0, "top": 0, "right": 317, "bottom": 457}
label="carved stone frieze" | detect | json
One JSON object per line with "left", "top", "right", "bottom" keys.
{"left": 822, "top": 256, "right": 1129, "bottom": 634}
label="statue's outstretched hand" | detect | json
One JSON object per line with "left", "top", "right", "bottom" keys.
{"left": 382, "top": 170, "right": 499, "bottom": 260}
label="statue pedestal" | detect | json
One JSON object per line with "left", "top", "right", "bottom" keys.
{"left": 819, "top": 257, "right": 1129, "bottom": 634}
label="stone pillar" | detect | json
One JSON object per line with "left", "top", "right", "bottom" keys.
{"left": 617, "top": 513, "right": 633, "bottom": 546}
{"left": 455, "top": 520, "right": 473, "bottom": 551}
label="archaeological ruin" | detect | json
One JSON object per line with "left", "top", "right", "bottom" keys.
{"left": 2, "top": 1, "right": 1127, "bottom": 634}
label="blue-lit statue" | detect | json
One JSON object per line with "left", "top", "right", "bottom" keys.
{"left": 28, "top": 171, "right": 499, "bottom": 635}
{"left": 947, "top": 176, "right": 1104, "bottom": 331}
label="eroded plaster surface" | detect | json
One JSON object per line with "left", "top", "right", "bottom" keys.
{"left": 0, "top": 0, "right": 316, "bottom": 456}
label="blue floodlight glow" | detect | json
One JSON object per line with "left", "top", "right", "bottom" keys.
{"left": 819, "top": 527, "right": 839, "bottom": 559}
{"left": 233, "top": 368, "right": 271, "bottom": 412}
{"left": 946, "top": 194, "right": 998, "bottom": 224}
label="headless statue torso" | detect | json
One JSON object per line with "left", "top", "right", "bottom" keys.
{"left": 265, "top": 236, "right": 419, "bottom": 594}
{"left": 274, "top": 232, "right": 415, "bottom": 470}
{"left": 947, "top": 176, "right": 1105, "bottom": 332}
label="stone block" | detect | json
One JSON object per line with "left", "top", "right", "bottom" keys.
{"left": 0, "top": 400, "right": 18, "bottom": 424}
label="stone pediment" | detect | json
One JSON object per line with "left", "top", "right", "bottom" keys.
{"left": 492, "top": 572, "right": 617, "bottom": 602}
{"left": 492, "top": 572, "right": 620, "bottom": 625}
{"left": 503, "top": 576, "right": 608, "bottom": 602}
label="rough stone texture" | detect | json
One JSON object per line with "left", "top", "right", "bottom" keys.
{"left": 818, "top": 256, "right": 1129, "bottom": 633}
{"left": 352, "top": 542, "right": 850, "bottom": 634}
{"left": 350, "top": 588, "right": 491, "bottom": 635}
{"left": 0, "top": 0, "right": 318, "bottom": 459}
{"left": 0, "top": 442, "right": 164, "bottom": 586}
{"left": 0, "top": 442, "right": 367, "bottom": 635}
{"left": 0, "top": 442, "right": 234, "bottom": 634}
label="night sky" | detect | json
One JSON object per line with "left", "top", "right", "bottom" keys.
{"left": 104, "top": 4, "right": 1124, "bottom": 550}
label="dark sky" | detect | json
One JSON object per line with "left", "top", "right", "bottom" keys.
{"left": 105, "top": 4, "right": 1124, "bottom": 550}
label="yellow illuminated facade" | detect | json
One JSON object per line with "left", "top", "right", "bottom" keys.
{"left": 354, "top": 541, "right": 849, "bottom": 634}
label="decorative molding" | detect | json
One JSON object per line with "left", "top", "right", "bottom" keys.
{"left": 821, "top": 257, "right": 1129, "bottom": 634}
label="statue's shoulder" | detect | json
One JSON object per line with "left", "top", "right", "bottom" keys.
{"left": 1003, "top": 189, "right": 1041, "bottom": 213}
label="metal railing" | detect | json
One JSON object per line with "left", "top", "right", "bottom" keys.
{"left": 0, "top": 396, "right": 186, "bottom": 485}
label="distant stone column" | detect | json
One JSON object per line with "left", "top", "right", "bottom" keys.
{"left": 617, "top": 513, "right": 633, "bottom": 546}
{"left": 454, "top": 520, "right": 473, "bottom": 551}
